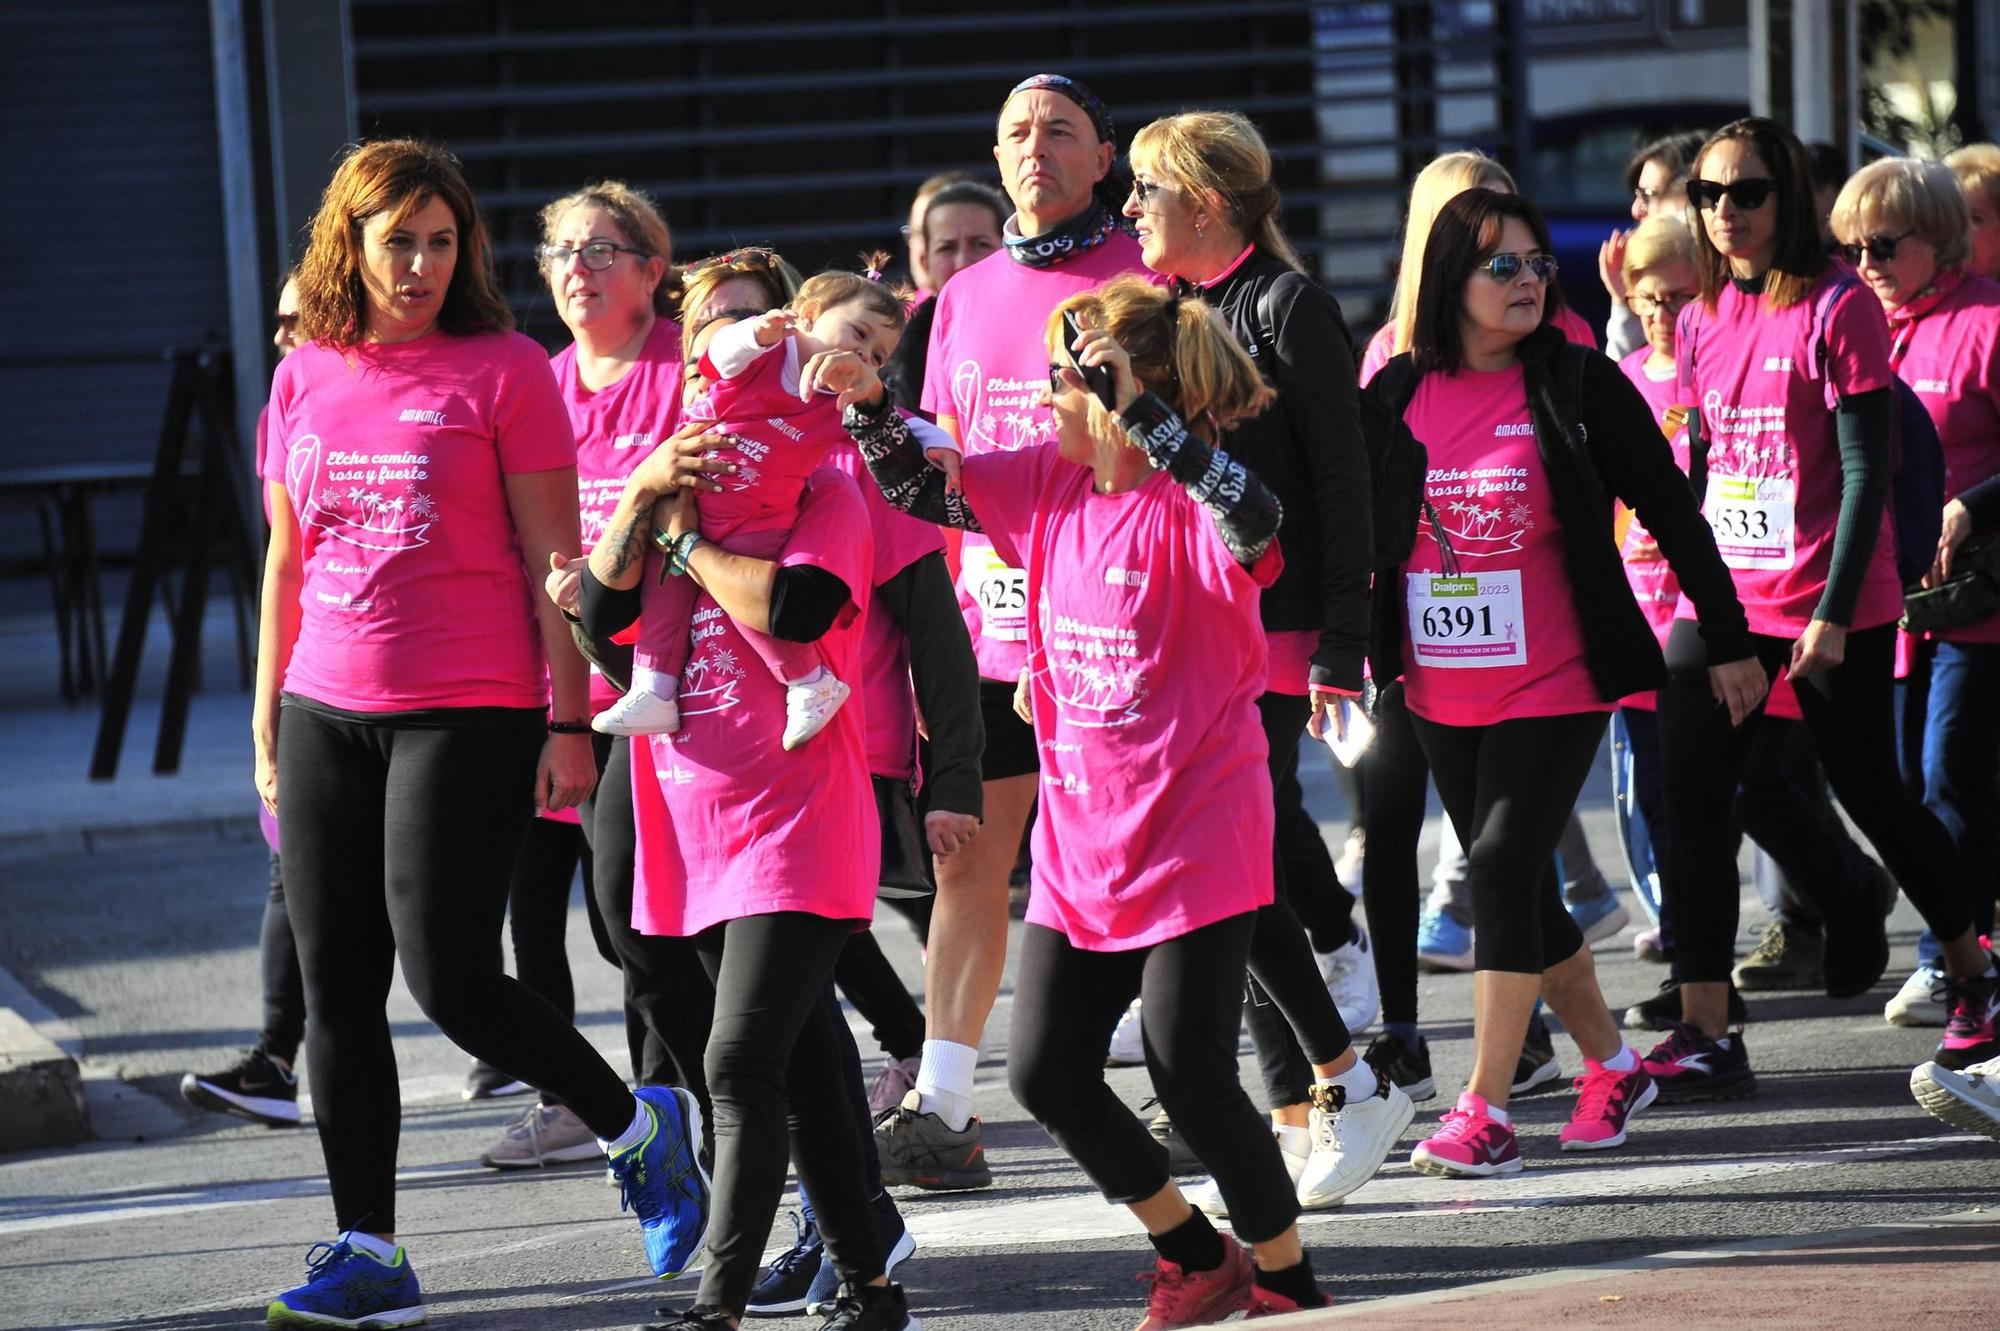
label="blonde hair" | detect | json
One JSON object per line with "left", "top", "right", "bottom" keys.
{"left": 537, "top": 180, "right": 676, "bottom": 316}
{"left": 1830, "top": 157, "right": 1971, "bottom": 271}
{"left": 1388, "top": 151, "right": 1517, "bottom": 355}
{"left": 1129, "top": 110, "right": 1304, "bottom": 273}
{"left": 1046, "top": 277, "right": 1272, "bottom": 439}
{"left": 1946, "top": 142, "right": 2000, "bottom": 216}
{"left": 1621, "top": 214, "right": 1701, "bottom": 291}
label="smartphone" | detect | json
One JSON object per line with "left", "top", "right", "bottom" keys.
{"left": 1060, "top": 309, "right": 1119, "bottom": 410}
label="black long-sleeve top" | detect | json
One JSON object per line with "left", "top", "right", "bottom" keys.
{"left": 872, "top": 550, "right": 984, "bottom": 819}
{"left": 1368, "top": 326, "right": 1754, "bottom": 699}
{"left": 1195, "top": 246, "right": 1374, "bottom": 691}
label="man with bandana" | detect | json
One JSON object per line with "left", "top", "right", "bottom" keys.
{"left": 873, "top": 74, "right": 1161, "bottom": 1190}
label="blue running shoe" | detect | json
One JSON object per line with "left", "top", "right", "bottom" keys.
{"left": 1566, "top": 892, "right": 1630, "bottom": 946}
{"left": 745, "top": 1210, "right": 822, "bottom": 1317}
{"left": 266, "top": 1235, "right": 424, "bottom": 1328}
{"left": 611, "top": 1085, "right": 712, "bottom": 1279}
{"left": 1416, "top": 911, "right": 1474, "bottom": 972}
{"left": 805, "top": 1191, "right": 917, "bottom": 1315}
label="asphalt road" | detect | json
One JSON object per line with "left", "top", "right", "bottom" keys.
{"left": 2, "top": 749, "right": 1996, "bottom": 1330}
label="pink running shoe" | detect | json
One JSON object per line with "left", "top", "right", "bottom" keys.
{"left": 1558, "top": 1056, "right": 1658, "bottom": 1151}
{"left": 1935, "top": 970, "right": 2000, "bottom": 1071}
{"left": 1245, "top": 1283, "right": 1333, "bottom": 1317}
{"left": 1132, "top": 1238, "right": 1252, "bottom": 1330}
{"left": 1409, "top": 1091, "right": 1522, "bottom": 1178}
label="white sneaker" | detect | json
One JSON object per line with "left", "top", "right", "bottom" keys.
{"left": 1105, "top": 999, "right": 1146, "bottom": 1068}
{"left": 1295, "top": 1070, "right": 1415, "bottom": 1209}
{"left": 1318, "top": 927, "right": 1380, "bottom": 1034}
{"left": 1886, "top": 963, "right": 1952, "bottom": 1028}
{"left": 1184, "top": 1128, "right": 1310, "bottom": 1217}
{"left": 1911, "top": 1056, "right": 2000, "bottom": 1142}
{"left": 479, "top": 1102, "right": 602, "bottom": 1169}
{"left": 868, "top": 1056, "right": 922, "bottom": 1118}
{"left": 592, "top": 685, "right": 680, "bottom": 736}
{"left": 782, "top": 669, "right": 850, "bottom": 750}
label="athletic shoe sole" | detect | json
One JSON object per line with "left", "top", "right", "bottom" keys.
{"left": 1886, "top": 1001, "right": 1949, "bottom": 1029}
{"left": 1910, "top": 1062, "right": 2000, "bottom": 1142}
{"left": 1397, "top": 1075, "right": 1438, "bottom": 1103}
{"left": 480, "top": 1140, "right": 603, "bottom": 1169}
{"left": 181, "top": 1074, "right": 301, "bottom": 1127}
{"left": 1510, "top": 1056, "right": 1563, "bottom": 1097}
{"left": 1651, "top": 1070, "right": 1756, "bottom": 1105}
{"left": 1410, "top": 1149, "right": 1522, "bottom": 1179}
{"left": 266, "top": 1302, "right": 426, "bottom": 1328}
{"left": 461, "top": 1080, "right": 531, "bottom": 1102}
{"left": 1558, "top": 1078, "right": 1659, "bottom": 1152}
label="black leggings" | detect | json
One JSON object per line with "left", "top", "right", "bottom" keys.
{"left": 1242, "top": 692, "right": 1355, "bottom": 1108}
{"left": 503, "top": 819, "right": 584, "bottom": 1023}
{"left": 692, "top": 911, "right": 882, "bottom": 1316}
{"left": 580, "top": 734, "right": 714, "bottom": 1105}
{"left": 1408, "top": 710, "right": 1606, "bottom": 976}
{"left": 258, "top": 850, "right": 306, "bottom": 1064}
{"left": 836, "top": 929, "right": 926, "bottom": 1063}
{"left": 1011, "top": 915, "right": 1298, "bottom": 1243}
{"left": 1360, "top": 682, "right": 1430, "bottom": 1024}
{"left": 279, "top": 702, "right": 637, "bottom": 1233}
{"left": 1659, "top": 622, "right": 1972, "bottom": 983}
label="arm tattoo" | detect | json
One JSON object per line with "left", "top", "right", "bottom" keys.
{"left": 600, "top": 507, "right": 653, "bottom": 580}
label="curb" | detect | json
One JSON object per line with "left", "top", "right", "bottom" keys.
{"left": 0, "top": 812, "right": 261, "bottom": 863}
{"left": 0, "top": 1006, "right": 88, "bottom": 1152}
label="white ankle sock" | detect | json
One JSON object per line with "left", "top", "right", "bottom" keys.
{"left": 1602, "top": 1043, "right": 1639, "bottom": 1073}
{"left": 787, "top": 665, "right": 829, "bottom": 687}
{"left": 341, "top": 1230, "right": 398, "bottom": 1260}
{"left": 1274, "top": 1123, "right": 1311, "bottom": 1160}
{"left": 631, "top": 666, "right": 677, "bottom": 698}
{"left": 915, "top": 1038, "right": 979, "bottom": 1131}
{"left": 602, "top": 1099, "right": 651, "bottom": 1156}
{"left": 1329, "top": 1058, "right": 1379, "bottom": 1100}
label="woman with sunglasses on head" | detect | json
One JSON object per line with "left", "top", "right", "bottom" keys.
{"left": 1367, "top": 188, "right": 1760, "bottom": 1177}
{"left": 846, "top": 276, "right": 1336, "bottom": 1319}
{"left": 1650, "top": 118, "right": 1996, "bottom": 1103}
{"left": 1115, "top": 108, "right": 1410, "bottom": 1218}
{"left": 256, "top": 141, "right": 708, "bottom": 1328}
{"left": 1828, "top": 158, "right": 2000, "bottom": 1050}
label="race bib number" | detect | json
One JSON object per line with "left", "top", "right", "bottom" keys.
{"left": 1406, "top": 570, "right": 1526, "bottom": 669}
{"left": 968, "top": 545, "right": 1028, "bottom": 642}
{"left": 1703, "top": 472, "right": 1796, "bottom": 570}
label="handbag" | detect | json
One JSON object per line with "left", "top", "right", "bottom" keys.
{"left": 1902, "top": 531, "right": 2000, "bottom": 634}
{"left": 873, "top": 775, "right": 935, "bottom": 901}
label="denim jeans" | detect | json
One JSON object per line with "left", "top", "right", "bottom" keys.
{"left": 1918, "top": 639, "right": 2000, "bottom": 952}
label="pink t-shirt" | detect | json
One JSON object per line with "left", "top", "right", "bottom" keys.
{"left": 1616, "top": 348, "right": 1688, "bottom": 712}
{"left": 1265, "top": 630, "right": 1317, "bottom": 697}
{"left": 1894, "top": 272, "right": 2000, "bottom": 644}
{"left": 962, "top": 444, "right": 1280, "bottom": 951}
{"left": 628, "top": 469, "right": 878, "bottom": 937}
{"left": 826, "top": 446, "right": 949, "bottom": 782}
{"left": 1400, "top": 364, "right": 1609, "bottom": 726}
{"left": 1360, "top": 303, "right": 1597, "bottom": 386}
{"left": 552, "top": 318, "right": 687, "bottom": 706}
{"left": 268, "top": 331, "right": 577, "bottom": 712}
{"left": 919, "top": 237, "right": 1156, "bottom": 681}
{"left": 1675, "top": 272, "right": 1901, "bottom": 637}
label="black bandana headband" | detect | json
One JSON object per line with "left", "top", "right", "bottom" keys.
{"left": 1008, "top": 73, "right": 1115, "bottom": 146}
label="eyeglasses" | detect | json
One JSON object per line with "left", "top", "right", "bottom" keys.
{"left": 1477, "top": 252, "right": 1558, "bottom": 283}
{"left": 1841, "top": 230, "right": 1916, "bottom": 265}
{"left": 536, "top": 240, "right": 649, "bottom": 271}
{"left": 1686, "top": 177, "right": 1776, "bottom": 212}
{"left": 1129, "top": 177, "right": 1174, "bottom": 208}
{"left": 1628, "top": 291, "right": 1696, "bottom": 320}
{"left": 1048, "top": 361, "right": 1076, "bottom": 395}
{"left": 1633, "top": 184, "right": 1670, "bottom": 209}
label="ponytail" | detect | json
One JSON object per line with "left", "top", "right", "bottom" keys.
{"left": 1048, "top": 276, "right": 1272, "bottom": 439}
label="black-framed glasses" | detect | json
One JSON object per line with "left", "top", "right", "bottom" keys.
{"left": 536, "top": 240, "right": 649, "bottom": 270}
{"left": 1686, "top": 177, "right": 1776, "bottom": 212}
{"left": 1129, "top": 177, "right": 1174, "bottom": 208}
{"left": 1478, "top": 252, "right": 1558, "bottom": 283}
{"left": 1841, "top": 230, "right": 1916, "bottom": 265}
{"left": 1628, "top": 291, "right": 1696, "bottom": 320}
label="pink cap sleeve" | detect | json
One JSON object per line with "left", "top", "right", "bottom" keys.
{"left": 494, "top": 335, "right": 580, "bottom": 474}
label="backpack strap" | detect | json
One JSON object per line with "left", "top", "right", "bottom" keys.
{"left": 1808, "top": 273, "right": 1863, "bottom": 412}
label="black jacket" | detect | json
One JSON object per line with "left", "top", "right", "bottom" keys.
{"left": 1196, "top": 247, "right": 1373, "bottom": 692}
{"left": 1367, "top": 326, "right": 1753, "bottom": 700}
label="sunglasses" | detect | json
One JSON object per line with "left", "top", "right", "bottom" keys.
{"left": 1478, "top": 252, "right": 1558, "bottom": 283}
{"left": 1841, "top": 230, "right": 1916, "bottom": 265}
{"left": 1686, "top": 177, "right": 1776, "bottom": 211}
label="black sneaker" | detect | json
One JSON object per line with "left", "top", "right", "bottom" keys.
{"left": 817, "top": 1280, "right": 917, "bottom": 1330}
{"left": 1363, "top": 1030, "right": 1437, "bottom": 1103}
{"left": 1641, "top": 1023, "right": 1757, "bottom": 1104}
{"left": 1731, "top": 920, "right": 1823, "bottom": 992}
{"left": 1511, "top": 1016, "right": 1562, "bottom": 1096}
{"left": 1142, "top": 1099, "right": 1206, "bottom": 1175}
{"left": 745, "top": 1211, "right": 821, "bottom": 1317}
{"left": 1821, "top": 895, "right": 1890, "bottom": 1000}
{"left": 875, "top": 1090, "right": 991, "bottom": 1190}
{"left": 643, "top": 1305, "right": 736, "bottom": 1330}
{"left": 1624, "top": 977, "right": 1747, "bottom": 1033}
{"left": 463, "top": 1058, "right": 532, "bottom": 1101}
{"left": 179, "top": 1048, "right": 299, "bottom": 1126}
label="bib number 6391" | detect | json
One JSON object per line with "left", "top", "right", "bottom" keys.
{"left": 1406, "top": 570, "right": 1526, "bottom": 669}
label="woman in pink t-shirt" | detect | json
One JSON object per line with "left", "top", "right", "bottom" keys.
{"left": 1659, "top": 118, "right": 1995, "bottom": 1096}
{"left": 254, "top": 141, "right": 706, "bottom": 1326}
{"left": 1366, "top": 188, "right": 1761, "bottom": 1178}
{"left": 848, "top": 277, "right": 1336, "bottom": 1318}
{"left": 1830, "top": 157, "right": 2000, "bottom": 1028}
